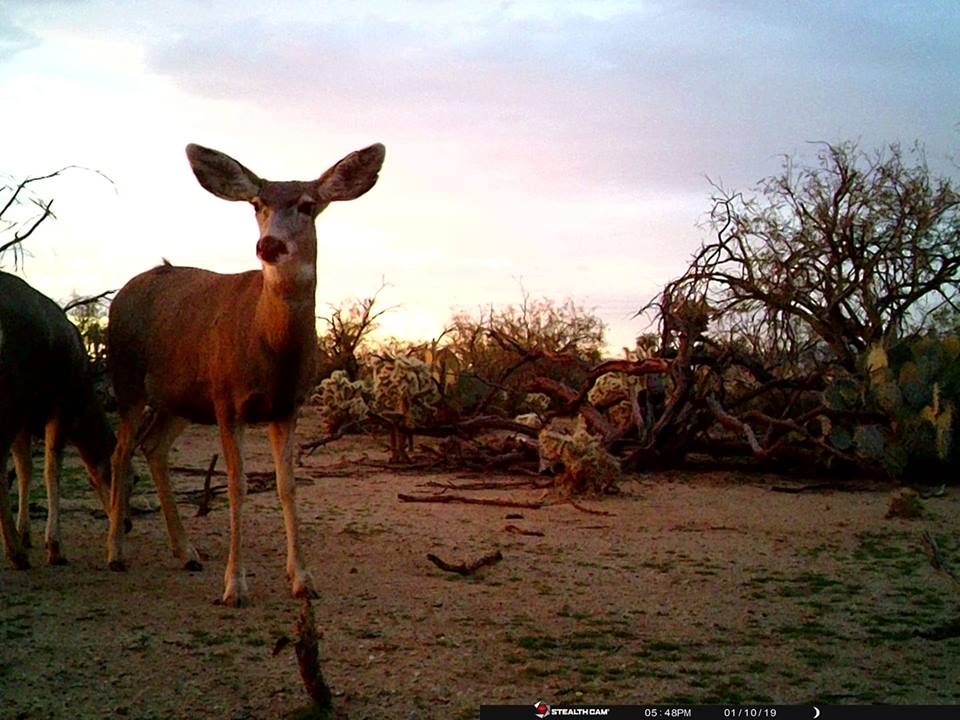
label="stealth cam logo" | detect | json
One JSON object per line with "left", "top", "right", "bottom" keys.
{"left": 534, "top": 700, "right": 551, "bottom": 718}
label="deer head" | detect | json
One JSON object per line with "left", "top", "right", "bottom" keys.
{"left": 185, "top": 142, "right": 386, "bottom": 291}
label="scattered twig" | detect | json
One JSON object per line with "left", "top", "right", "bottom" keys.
{"left": 504, "top": 524, "right": 545, "bottom": 537}
{"left": 195, "top": 453, "right": 218, "bottom": 517}
{"left": 398, "top": 492, "right": 543, "bottom": 509}
{"left": 922, "top": 529, "right": 960, "bottom": 590}
{"left": 426, "top": 550, "right": 503, "bottom": 576}
{"left": 567, "top": 499, "right": 615, "bottom": 516}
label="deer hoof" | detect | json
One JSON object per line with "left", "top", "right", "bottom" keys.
{"left": 108, "top": 559, "right": 127, "bottom": 572}
{"left": 293, "top": 581, "right": 320, "bottom": 600}
{"left": 184, "top": 559, "right": 203, "bottom": 572}
{"left": 46, "top": 541, "right": 67, "bottom": 566}
{"left": 218, "top": 594, "right": 248, "bottom": 609}
{"left": 11, "top": 552, "right": 30, "bottom": 570}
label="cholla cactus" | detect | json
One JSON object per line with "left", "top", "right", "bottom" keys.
{"left": 588, "top": 372, "right": 637, "bottom": 433}
{"left": 313, "top": 370, "right": 370, "bottom": 434}
{"left": 513, "top": 413, "right": 544, "bottom": 430}
{"left": 538, "top": 417, "right": 620, "bottom": 496}
{"left": 371, "top": 355, "right": 441, "bottom": 427}
{"left": 589, "top": 372, "right": 635, "bottom": 407}
{"left": 521, "top": 392, "right": 551, "bottom": 415}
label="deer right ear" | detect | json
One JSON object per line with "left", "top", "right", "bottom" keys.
{"left": 186, "top": 144, "right": 262, "bottom": 202}
{"left": 314, "top": 143, "right": 386, "bottom": 202}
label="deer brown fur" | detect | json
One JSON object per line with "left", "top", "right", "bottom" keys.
{"left": 106, "top": 142, "right": 385, "bottom": 606}
{"left": 0, "top": 272, "right": 115, "bottom": 568}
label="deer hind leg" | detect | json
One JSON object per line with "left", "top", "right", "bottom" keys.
{"left": 269, "top": 416, "right": 317, "bottom": 600}
{"left": 1, "top": 441, "right": 30, "bottom": 569}
{"left": 107, "top": 400, "right": 146, "bottom": 571}
{"left": 12, "top": 429, "right": 32, "bottom": 549}
{"left": 218, "top": 420, "right": 248, "bottom": 607}
{"left": 140, "top": 412, "right": 200, "bottom": 571}
{"left": 42, "top": 417, "right": 68, "bottom": 565}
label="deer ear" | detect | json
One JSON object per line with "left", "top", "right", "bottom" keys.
{"left": 314, "top": 143, "right": 386, "bottom": 202}
{"left": 186, "top": 144, "right": 262, "bottom": 202}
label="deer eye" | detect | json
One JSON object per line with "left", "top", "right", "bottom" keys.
{"left": 297, "top": 200, "right": 316, "bottom": 216}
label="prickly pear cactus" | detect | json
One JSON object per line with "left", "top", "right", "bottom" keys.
{"left": 824, "top": 335, "right": 959, "bottom": 476}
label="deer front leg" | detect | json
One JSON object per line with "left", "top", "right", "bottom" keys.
{"left": 12, "top": 429, "right": 32, "bottom": 549}
{"left": 269, "top": 417, "right": 317, "bottom": 600}
{"left": 219, "top": 421, "right": 248, "bottom": 607}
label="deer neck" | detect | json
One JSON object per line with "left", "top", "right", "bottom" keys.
{"left": 255, "top": 253, "right": 318, "bottom": 355}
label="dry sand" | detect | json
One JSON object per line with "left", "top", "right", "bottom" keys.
{"left": 2, "top": 405, "right": 959, "bottom": 718}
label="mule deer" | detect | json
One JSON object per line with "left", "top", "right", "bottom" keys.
{"left": 0, "top": 272, "right": 115, "bottom": 568}
{"left": 106, "top": 142, "right": 385, "bottom": 606}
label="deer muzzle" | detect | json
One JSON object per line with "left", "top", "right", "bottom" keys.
{"left": 256, "top": 235, "right": 289, "bottom": 264}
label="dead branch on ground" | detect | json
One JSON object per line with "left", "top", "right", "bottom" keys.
{"left": 294, "top": 596, "right": 332, "bottom": 708}
{"left": 397, "top": 492, "right": 544, "bottom": 510}
{"left": 567, "top": 499, "right": 615, "bottom": 516}
{"left": 426, "top": 550, "right": 503, "bottom": 576}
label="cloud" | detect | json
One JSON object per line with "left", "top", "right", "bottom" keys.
{"left": 0, "top": 9, "right": 39, "bottom": 62}
{"left": 5, "top": 1, "right": 959, "bottom": 350}
{"left": 136, "top": 2, "right": 960, "bottom": 196}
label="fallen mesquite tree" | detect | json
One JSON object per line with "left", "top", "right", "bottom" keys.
{"left": 302, "top": 141, "right": 960, "bottom": 485}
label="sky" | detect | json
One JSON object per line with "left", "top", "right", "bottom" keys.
{"left": 1, "top": 1, "right": 958, "bottom": 353}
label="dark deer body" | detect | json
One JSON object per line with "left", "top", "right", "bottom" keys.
{"left": 106, "top": 142, "right": 385, "bottom": 606}
{"left": 0, "top": 272, "right": 114, "bottom": 568}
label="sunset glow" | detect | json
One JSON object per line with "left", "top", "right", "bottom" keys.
{"left": 2, "top": 1, "right": 957, "bottom": 351}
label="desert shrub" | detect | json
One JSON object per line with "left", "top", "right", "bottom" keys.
{"left": 631, "top": 140, "right": 960, "bottom": 478}
{"left": 443, "top": 293, "right": 605, "bottom": 416}
{"left": 316, "top": 286, "right": 393, "bottom": 382}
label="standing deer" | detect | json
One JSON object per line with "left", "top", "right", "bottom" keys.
{"left": 106, "top": 142, "right": 385, "bottom": 606}
{"left": 0, "top": 272, "right": 115, "bottom": 568}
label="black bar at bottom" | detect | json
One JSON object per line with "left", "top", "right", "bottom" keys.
{"left": 481, "top": 705, "right": 959, "bottom": 720}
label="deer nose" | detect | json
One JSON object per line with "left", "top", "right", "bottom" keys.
{"left": 256, "top": 235, "right": 288, "bottom": 264}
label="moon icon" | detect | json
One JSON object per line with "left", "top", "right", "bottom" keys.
{"left": 813, "top": 707, "right": 820, "bottom": 719}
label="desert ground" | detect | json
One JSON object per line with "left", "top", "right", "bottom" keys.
{"left": 2, "top": 404, "right": 959, "bottom": 719}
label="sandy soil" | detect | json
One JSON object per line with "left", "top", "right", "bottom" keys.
{"left": 2, "top": 405, "right": 959, "bottom": 719}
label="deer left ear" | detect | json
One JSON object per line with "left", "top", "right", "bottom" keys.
{"left": 186, "top": 144, "right": 262, "bottom": 202}
{"left": 314, "top": 143, "right": 385, "bottom": 202}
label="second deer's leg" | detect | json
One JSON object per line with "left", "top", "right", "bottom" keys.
{"left": 0, "top": 442, "right": 30, "bottom": 570}
{"left": 269, "top": 416, "right": 317, "bottom": 599}
{"left": 42, "top": 418, "right": 68, "bottom": 565}
{"left": 218, "top": 421, "right": 248, "bottom": 607}
{"left": 140, "top": 412, "right": 200, "bottom": 570}
{"left": 12, "top": 429, "right": 32, "bottom": 548}
{"left": 107, "top": 401, "right": 146, "bottom": 571}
